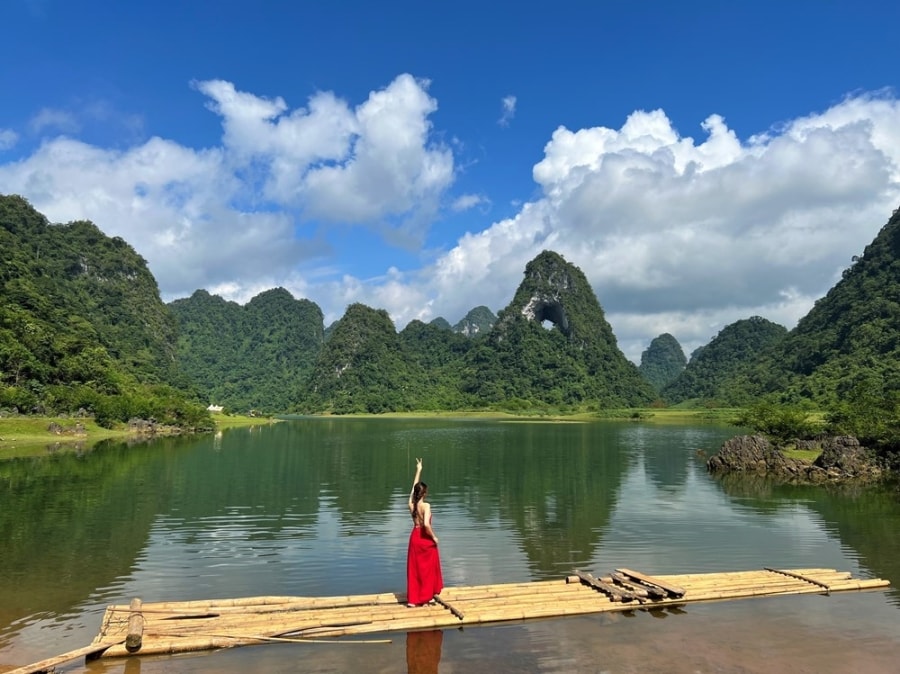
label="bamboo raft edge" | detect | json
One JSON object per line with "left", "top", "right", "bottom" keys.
{"left": 9, "top": 567, "right": 891, "bottom": 672}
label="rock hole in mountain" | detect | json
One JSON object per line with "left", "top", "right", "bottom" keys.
{"left": 535, "top": 300, "right": 570, "bottom": 337}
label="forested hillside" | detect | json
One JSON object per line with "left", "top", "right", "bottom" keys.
{"left": 6, "top": 192, "right": 899, "bottom": 423}
{"left": 168, "top": 288, "right": 324, "bottom": 413}
{"left": 299, "top": 303, "right": 427, "bottom": 413}
{"left": 0, "top": 195, "right": 209, "bottom": 427}
{"left": 639, "top": 333, "right": 687, "bottom": 392}
{"left": 461, "top": 251, "right": 657, "bottom": 408}
{"left": 399, "top": 319, "right": 474, "bottom": 409}
{"left": 745, "top": 206, "right": 900, "bottom": 406}
{"left": 661, "top": 317, "right": 788, "bottom": 405}
{"left": 719, "top": 207, "right": 900, "bottom": 451}
{"left": 292, "top": 252, "right": 656, "bottom": 412}
{"left": 452, "top": 306, "right": 497, "bottom": 336}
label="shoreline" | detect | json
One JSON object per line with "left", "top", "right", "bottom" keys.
{"left": 1, "top": 409, "right": 740, "bottom": 460}
{"left": 0, "top": 414, "right": 280, "bottom": 460}
{"left": 310, "top": 407, "right": 743, "bottom": 424}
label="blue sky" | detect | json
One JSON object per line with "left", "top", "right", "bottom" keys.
{"left": 2, "top": 0, "right": 899, "bottom": 362}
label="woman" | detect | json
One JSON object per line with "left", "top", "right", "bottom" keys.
{"left": 406, "top": 457, "right": 443, "bottom": 607}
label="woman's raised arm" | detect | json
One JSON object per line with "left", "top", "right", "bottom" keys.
{"left": 408, "top": 458, "right": 423, "bottom": 511}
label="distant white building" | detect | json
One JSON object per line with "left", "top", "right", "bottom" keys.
{"left": 207, "top": 404, "right": 224, "bottom": 413}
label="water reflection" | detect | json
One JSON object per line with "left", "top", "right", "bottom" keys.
{"left": 2, "top": 418, "right": 900, "bottom": 671}
{"left": 406, "top": 629, "right": 443, "bottom": 674}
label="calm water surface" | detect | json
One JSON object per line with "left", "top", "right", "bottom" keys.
{"left": 2, "top": 418, "right": 900, "bottom": 673}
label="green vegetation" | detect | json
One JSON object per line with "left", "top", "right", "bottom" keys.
{"left": 0, "top": 195, "right": 211, "bottom": 430}
{"left": 639, "top": 332, "right": 687, "bottom": 392}
{"left": 169, "top": 288, "right": 324, "bottom": 414}
{"left": 662, "top": 316, "right": 788, "bottom": 406}
{"left": 735, "top": 207, "right": 900, "bottom": 409}
{"left": 461, "top": 251, "right": 656, "bottom": 408}
{"left": 0, "top": 413, "right": 278, "bottom": 459}
{"left": 2, "top": 193, "right": 899, "bottom": 466}
{"left": 824, "top": 377, "right": 900, "bottom": 468}
{"left": 782, "top": 448, "right": 821, "bottom": 462}
{"left": 452, "top": 305, "right": 497, "bottom": 336}
{"left": 733, "top": 400, "right": 821, "bottom": 442}
{"left": 0, "top": 416, "right": 126, "bottom": 456}
{"left": 299, "top": 303, "right": 426, "bottom": 413}
{"left": 209, "top": 412, "right": 281, "bottom": 428}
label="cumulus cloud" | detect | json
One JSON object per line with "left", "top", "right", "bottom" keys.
{"left": 499, "top": 95, "right": 517, "bottom": 127}
{"left": 0, "top": 135, "right": 318, "bottom": 294}
{"left": 2, "top": 79, "right": 899, "bottom": 363}
{"left": 0, "top": 74, "right": 453, "bottom": 300}
{"left": 196, "top": 74, "right": 453, "bottom": 241}
{"left": 415, "top": 93, "right": 900, "bottom": 360}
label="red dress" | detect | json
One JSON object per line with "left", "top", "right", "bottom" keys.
{"left": 406, "top": 511, "right": 443, "bottom": 605}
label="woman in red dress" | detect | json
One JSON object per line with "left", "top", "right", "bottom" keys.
{"left": 406, "top": 458, "right": 443, "bottom": 607}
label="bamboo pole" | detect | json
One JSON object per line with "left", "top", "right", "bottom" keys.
{"left": 764, "top": 567, "right": 832, "bottom": 591}
{"left": 125, "top": 598, "right": 144, "bottom": 653}
{"left": 6, "top": 640, "right": 124, "bottom": 674}
{"left": 108, "top": 593, "right": 401, "bottom": 615}
{"left": 189, "top": 633, "right": 392, "bottom": 645}
{"left": 616, "top": 568, "right": 685, "bottom": 597}
{"left": 432, "top": 596, "right": 464, "bottom": 619}
{"left": 573, "top": 570, "right": 630, "bottom": 602}
{"left": 90, "top": 569, "right": 891, "bottom": 659}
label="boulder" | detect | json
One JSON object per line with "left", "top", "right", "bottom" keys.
{"left": 707, "top": 435, "right": 788, "bottom": 474}
{"left": 814, "top": 436, "right": 882, "bottom": 479}
{"left": 708, "top": 433, "right": 883, "bottom": 484}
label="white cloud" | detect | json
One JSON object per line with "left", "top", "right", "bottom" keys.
{"left": 0, "top": 135, "right": 318, "bottom": 294}
{"left": 499, "top": 95, "right": 517, "bottom": 127}
{"left": 0, "top": 129, "right": 18, "bottom": 151}
{"left": 0, "top": 74, "right": 453, "bottom": 298}
{"left": 196, "top": 74, "right": 454, "bottom": 242}
{"left": 451, "top": 193, "right": 490, "bottom": 212}
{"left": 1, "top": 81, "right": 899, "bottom": 365}
{"left": 407, "top": 94, "right": 900, "bottom": 361}
{"left": 29, "top": 107, "right": 80, "bottom": 134}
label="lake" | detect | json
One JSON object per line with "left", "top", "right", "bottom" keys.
{"left": 2, "top": 417, "right": 900, "bottom": 673}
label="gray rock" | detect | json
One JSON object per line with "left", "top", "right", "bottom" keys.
{"left": 707, "top": 433, "right": 883, "bottom": 484}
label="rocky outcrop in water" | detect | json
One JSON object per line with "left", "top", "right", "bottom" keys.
{"left": 707, "top": 434, "right": 884, "bottom": 484}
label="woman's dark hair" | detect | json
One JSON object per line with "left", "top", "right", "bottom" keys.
{"left": 411, "top": 481, "right": 427, "bottom": 520}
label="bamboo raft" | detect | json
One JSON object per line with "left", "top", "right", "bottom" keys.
{"left": 8, "top": 567, "right": 891, "bottom": 674}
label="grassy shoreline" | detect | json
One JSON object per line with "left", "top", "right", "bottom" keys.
{"left": 300, "top": 407, "right": 744, "bottom": 424}
{"left": 1, "top": 408, "right": 740, "bottom": 460}
{"left": 0, "top": 414, "right": 279, "bottom": 459}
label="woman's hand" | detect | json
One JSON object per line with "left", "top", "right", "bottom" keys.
{"left": 415, "top": 457, "right": 423, "bottom": 471}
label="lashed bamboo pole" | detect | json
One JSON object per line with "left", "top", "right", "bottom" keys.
{"left": 102, "top": 576, "right": 884, "bottom": 645}
{"left": 120, "top": 579, "right": 879, "bottom": 635}
{"left": 6, "top": 640, "right": 124, "bottom": 674}
{"left": 662, "top": 569, "right": 852, "bottom": 585}
{"left": 125, "top": 598, "right": 144, "bottom": 652}
{"left": 616, "top": 568, "right": 685, "bottom": 597}
{"left": 92, "top": 569, "right": 891, "bottom": 659}
{"left": 106, "top": 592, "right": 403, "bottom": 615}
{"left": 184, "top": 633, "right": 392, "bottom": 645}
